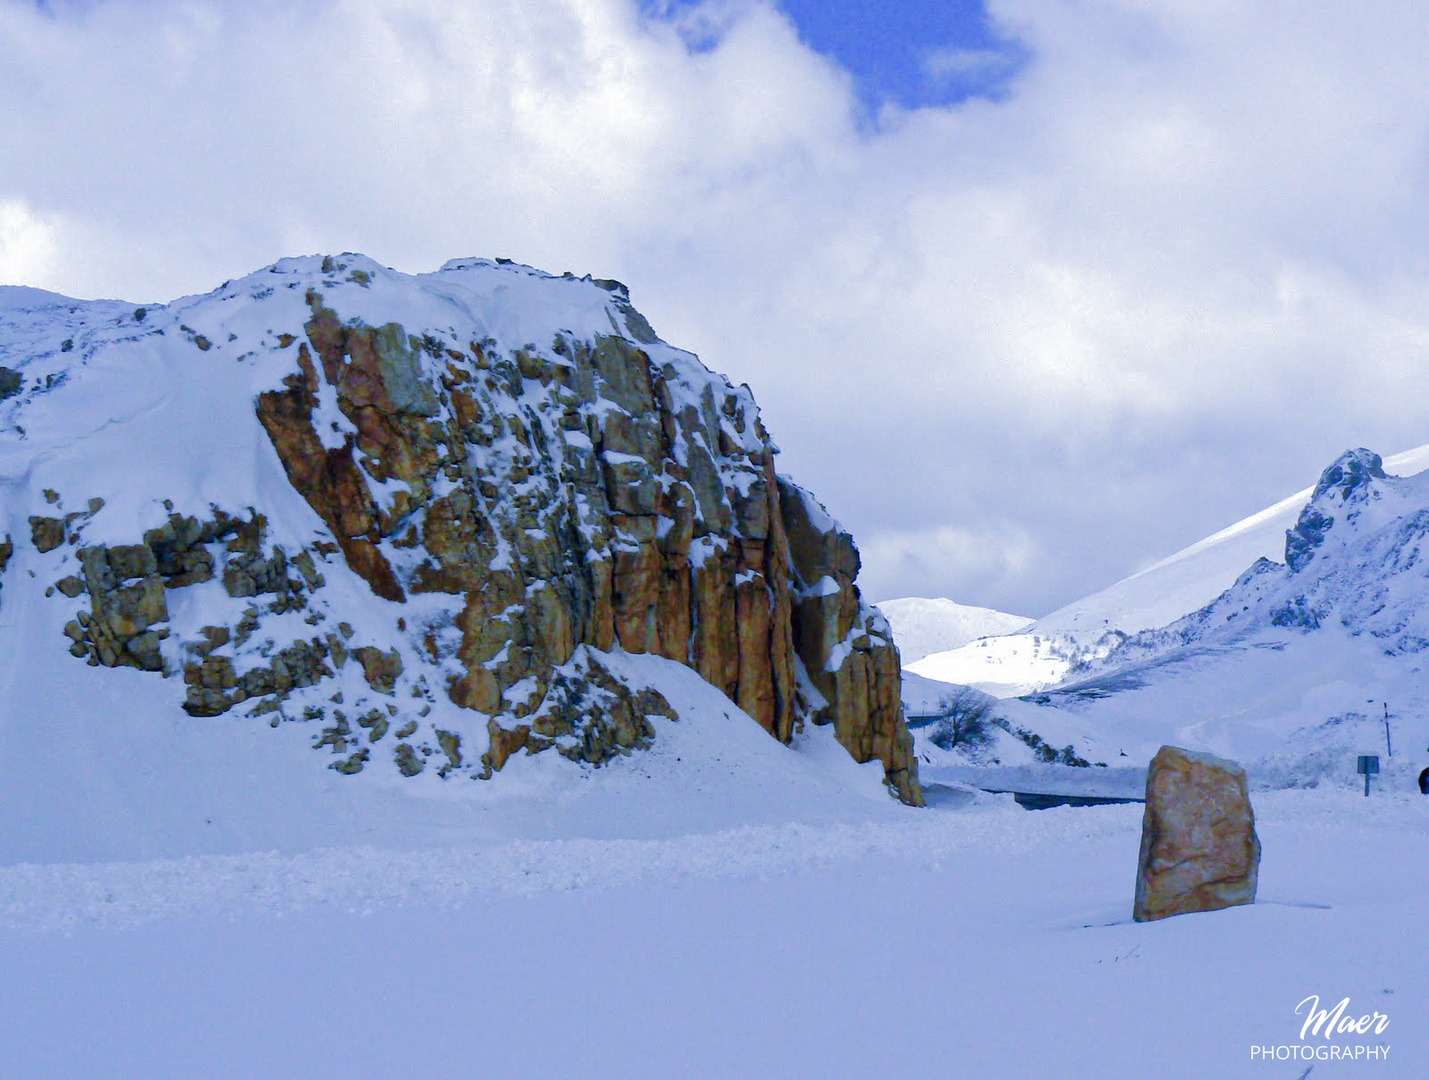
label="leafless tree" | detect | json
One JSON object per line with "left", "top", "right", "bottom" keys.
{"left": 928, "top": 687, "right": 996, "bottom": 752}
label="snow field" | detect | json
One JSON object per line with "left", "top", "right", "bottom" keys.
{"left": 1, "top": 787, "right": 1422, "bottom": 1079}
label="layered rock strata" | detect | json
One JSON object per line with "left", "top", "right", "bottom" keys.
{"left": 3, "top": 255, "right": 921, "bottom": 803}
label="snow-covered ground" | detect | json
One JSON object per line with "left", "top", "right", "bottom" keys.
{"left": 2, "top": 786, "right": 1421, "bottom": 1078}
{"left": 907, "top": 629, "right": 1096, "bottom": 697}
{"left": 0, "top": 614, "right": 901, "bottom": 865}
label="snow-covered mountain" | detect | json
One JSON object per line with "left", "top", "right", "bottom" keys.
{"left": 0, "top": 254, "right": 922, "bottom": 862}
{"left": 904, "top": 444, "right": 1429, "bottom": 800}
{"left": 1068, "top": 447, "right": 1429, "bottom": 671}
{"left": 909, "top": 443, "right": 1429, "bottom": 698}
{"left": 906, "top": 631, "right": 1088, "bottom": 699}
{"left": 874, "top": 595, "right": 1031, "bottom": 664}
{"left": 1033, "top": 442, "right": 1429, "bottom": 638}
{"left": 1003, "top": 448, "right": 1429, "bottom": 786}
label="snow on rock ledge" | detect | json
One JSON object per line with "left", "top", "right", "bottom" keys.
{"left": 0, "top": 254, "right": 921, "bottom": 804}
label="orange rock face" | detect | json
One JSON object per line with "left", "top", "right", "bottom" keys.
{"left": 248, "top": 280, "right": 922, "bottom": 801}
{"left": 1134, "top": 746, "right": 1260, "bottom": 921}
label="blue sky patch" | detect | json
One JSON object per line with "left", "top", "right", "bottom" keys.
{"left": 643, "top": 0, "right": 1029, "bottom": 111}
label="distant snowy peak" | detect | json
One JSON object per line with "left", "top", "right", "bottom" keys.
{"left": 1031, "top": 443, "right": 1429, "bottom": 638}
{"left": 909, "top": 444, "right": 1429, "bottom": 700}
{"left": 1077, "top": 446, "right": 1429, "bottom": 674}
{"left": 875, "top": 596, "right": 1032, "bottom": 664}
{"left": 1284, "top": 448, "right": 1389, "bottom": 571}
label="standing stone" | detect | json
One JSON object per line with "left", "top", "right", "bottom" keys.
{"left": 1134, "top": 745, "right": 1260, "bottom": 922}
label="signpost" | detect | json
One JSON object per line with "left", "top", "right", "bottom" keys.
{"left": 1357, "top": 755, "right": 1380, "bottom": 797}
{"left": 1384, "top": 702, "right": 1393, "bottom": 757}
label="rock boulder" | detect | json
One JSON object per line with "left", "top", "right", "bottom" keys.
{"left": 1134, "top": 745, "right": 1259, "bottom": 921}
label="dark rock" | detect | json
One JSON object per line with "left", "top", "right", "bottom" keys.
{"left": 395, "top": 742, "right": 424, "bottom": 776}
{"left": 29, "top": 516, "right": 64, "bottom": 553}
{"left": 55, "top": 575, "right": 85, "bottom": 598}
{"left": 1286, "top": 449, "right": 1387, "bottom": 571}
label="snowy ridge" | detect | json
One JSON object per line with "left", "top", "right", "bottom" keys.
{"left": 1, "top": 802, "right": 1114, "bottom": 932}
{"left": 907, "top": 443, "right": 1429, "bottom": 699}
{"left": 1032, "top": 442, "right": 1429, "bottom": 638}
{"left": 2, "top": 784, "right": 1419, "bottom": 931}
{"left": 1074, "top": 448, "right": 1429, "bottom": 670}
{"left": 875, "top": 595, "right": 1031, "bottom": 664}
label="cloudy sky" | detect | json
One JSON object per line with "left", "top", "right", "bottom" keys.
{"left": 4, "top": 0, "right": 1429, "bottom": 618}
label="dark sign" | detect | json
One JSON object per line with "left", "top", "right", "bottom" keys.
{"left": 1358, "top": 755, "right": 1380, "bottom": 797}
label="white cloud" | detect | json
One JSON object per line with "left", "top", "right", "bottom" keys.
{"left": 0, "top": 199, "right": 61, "bottom": 286}
{"left": 4, "top": 0, "right": 1429, "bottom": 615}
{"left": 920, "top": 44, "right": 1021, "bottom": 89}
{"left": 857, "top": 522, "right": 1040, "bottom": 611}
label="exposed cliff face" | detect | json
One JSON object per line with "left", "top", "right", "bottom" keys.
{"left": 779, "top": 479, "right": 918, "bottom": 801}
{"left": 1284, "top": 448, "right": 1388, "bottom": 572}
{"left": 0, "top": 255, "right": 921, "bottom": 804}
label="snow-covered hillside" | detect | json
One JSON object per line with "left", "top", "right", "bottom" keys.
{"left": 999, "top": 449, "right": 1429, "bottom": 792}
{"left": 875, "top": 595, "right": 1031, "bottom": 664}
{"left": 1033, "top": 442, "right": 1429, "bottom": 637}
{"left": 907, "top": 630, "right": 1099, "bottom": 697}
{"left": 909, "top": 443, "right": 1429, "bottom": 699}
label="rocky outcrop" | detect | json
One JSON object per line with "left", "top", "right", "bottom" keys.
{"left": 1285, "top": 448, "right": 1386, "bottom": 572}
{"left": 247, "top": 267, "right": 918, "bottom": 800}
{"left": 483, "top": 646, "right": 678, "bottom": 772}
{"left": 14, "top": 254, "right": 921, "bottom": 803}
{"left": 1134, "top": 746, "right": 1259, "bottom": 921}
{"left": 779, "top": 479, "right": 920, "bottom": 804}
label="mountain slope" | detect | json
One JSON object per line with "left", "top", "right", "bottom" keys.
{"left": 909, "top": 443, "right": 1429, "bottom": 697}
{"left": 1019, "top": 448, "right": 1429, "bottom": 782}
{"left": 1071, "top": 448, "right": 1429, "bottom": 666}
{"left": 1032, "top": 443, "right": 1429, "bottom": 637}
{"left": 874, "top": 596, "right": 1031, "bottom": 664}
